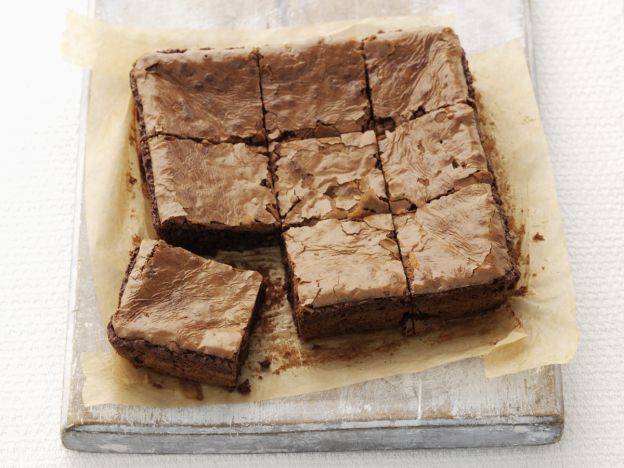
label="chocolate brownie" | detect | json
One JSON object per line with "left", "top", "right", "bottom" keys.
{"left": 260, "top": 39, "right": 371, "bottom": 140}
{"left": 108, "top": 239, "right": 266, "bottom": 388}
{"left": 394, "top": 184, "right": 518, "bottom": 319}
{"left": 131, "top": 48, "right": 265, "bottom": 144}
{"left": 270, "top": 131, "right": 389, "bottom": 227}
{"left": 363, "top": 27, "right": 473, "bottom": 130}
{"left": 378, "top": 104, "right": 492, "bottom": 213}
{"left": 141, "top": 135, "right": 280, "bottom": 253}
{"left": 282, "top": 214, "right": 411, "bottom": 339}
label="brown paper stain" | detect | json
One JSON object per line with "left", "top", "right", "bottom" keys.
{"left": 63, "top": 13, "right": 577, "bottom": 407}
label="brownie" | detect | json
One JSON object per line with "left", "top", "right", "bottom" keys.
{"left": 282, "top": 214, "right": 411, "bottom": 339}
{"left": 394, "top": 183, "right": 518, "bottom": 319}
{"left": 131, "top": 47, "right": 265, "bottom": 144}
{"left": 108, "top": 239, "right": 266, "bottom": 388}
{"left": 270, "top": 131, "right": 389, "bottom": 227}
{"left": 260, "top": 39, "right": 371, "bottom": 140}
{"left": 140, "top": 135, "right": 280, "bottom": 253}
{"left": 363, "top": 27, "right": 473, "bottom": 130}
{"left": 378, "top": 103, "right": 492, "bottom": 213}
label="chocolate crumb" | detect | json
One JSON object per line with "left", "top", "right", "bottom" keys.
{"left": 128, "top": 174, "right": 137, "bottom": 186}
{"left": 258, "top": 375, "right": 263, "bottom": 380}
{"left": 237, "top": 379, "right": 251, "bottom": 394}
{"left": 131, "top": 234, "right": 142, "bottom": 247}
{"left": 513, "top": 286, "right": 528, "bottom": 296}
{"left": 533, "top": 232, "right": 545, "bottom": 242}
{"left": 311, "top": 344, "right": 322, "bottom": 350}
{"left": 259, "top": 358, "right": 271, "bottom": 370}
{"left": 150, "top": 382, "right": 164, "bottom": 389}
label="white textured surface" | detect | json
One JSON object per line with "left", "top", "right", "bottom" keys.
{"left": 0, "top": 0, "right": 623, "bottom": 466}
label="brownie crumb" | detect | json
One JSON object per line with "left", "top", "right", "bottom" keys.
{"left": 533, "top": 232, "right": 545, "bottom": 241}
{"left": 128, "top": 173, "right": 137, "bottom": 186}
{"left": 259, "top": 358, "right": 271, "bottom": 370}
{"left": 237, "top": 379, "right": 251, "bottom": 394}
{"left": 513, "top": 286, "right": 528, "bottom": 296}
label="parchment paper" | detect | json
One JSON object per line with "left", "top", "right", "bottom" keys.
{"left": 63, "top": 11, "right": 577, "bottom": 407}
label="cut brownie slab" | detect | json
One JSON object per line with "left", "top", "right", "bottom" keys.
{"left": 270, "top": 131, "right": 389, "bottom": 227}
{"left": 131, "top": 48, "right": 265, "bottom": 144}
{"left": 108, "top": 239, "right": 266, "bottom": 388}
{"left": 260, "top": 39, "right": 371, "bottom": 140}
{"left": 282, "top": 214, "right": 411, "bottom": 339}
{"left": 394, "top": 183, "right": 518, "bottom": 318}
{"left": 364, "top": 27, "right": 472, "bottom": 130}
{"left": 142, "top": 135, "right": 280, "bottom": 253}
{"left": 379, "top": 103, "right": 492, "bottom": 213}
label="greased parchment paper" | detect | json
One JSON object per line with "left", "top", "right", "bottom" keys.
{"left": 63, "top": 12, "right": 577, "bottom": 407}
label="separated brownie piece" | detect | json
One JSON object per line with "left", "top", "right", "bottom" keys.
{"left": 142, "top": 135, "right": 279, "bottom": 253}
{"left": 131, "top": 48, "right": 265, "bottom": 144}
{"left": 394, "top": 184, "right": 518, "bottom": 319}
{"left": 260, "top": 40, "right": 370, "bottom": 140}
{"left": 364, "top": 27, "right": 472, "bottom": 130}
{"left": 282, "top": 214, "right": 411, "bottom": 339}
{"left": 379, "top": 104, "right": 492, "bottom": 213}
{"left": 270, "top": 131, "right": 389, "bottom": 227}
{"left": 108, "top": 240, "right": 266, "bottom": 388}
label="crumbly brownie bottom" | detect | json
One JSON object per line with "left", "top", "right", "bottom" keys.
{"left": 157, "top": 220, "right": 280, "bottom": 255}
{"left": 410, "top": 268, "right": 519, "bottom": 318}
{"left": 107, "top": 321, "right": 240, "bottom": 387}
{"left": 293, "top": 297, "right": 412, "bottom": 340}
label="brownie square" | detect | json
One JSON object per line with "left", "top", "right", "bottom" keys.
{"left": 108, "top": 239, "right": 266, "bottom": 388}
{"left": 131, "top": 48, "right": 265, "bottom": 144}
{"left": 270, "top": 131, "right": 389, "bottom": 227}
{"left": 394, "top": 183, "right": 518, "bottom": 318}
{"left": 141, "top": 135, "right": 280, "bottom": 253}
{"left": 364, "top": 27, "right": 472, "bottom": 129}
{"left": 260, "top": 40, "right": 371, "bottom": 140}
{"left": 379, "top": 103, "right": 492, "bottom": 213}
{"left": 282, "top": 214, "right": 411, "bottom": 339}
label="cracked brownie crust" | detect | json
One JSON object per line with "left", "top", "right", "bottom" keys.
{"left": 379, "top": 103, "right": 493, "bottom": 213}
{"left": 131, "top": 48, "right": 265, "bottom": 144}
{"left": 138, "top": 134, "right": 280, "bottom": 254}
{"left": 270, "top": 131, "right": 389, "bottom": 227}
{"left": 364, "top": 27, "right": 473, "bottom": 130}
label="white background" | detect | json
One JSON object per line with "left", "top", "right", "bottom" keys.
{"left": 1, "top": 0, "right": 623, "bottom": 466}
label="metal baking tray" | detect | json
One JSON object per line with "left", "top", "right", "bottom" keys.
{"left": 61, "top": 0, "right": 563, "bottom": 453}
